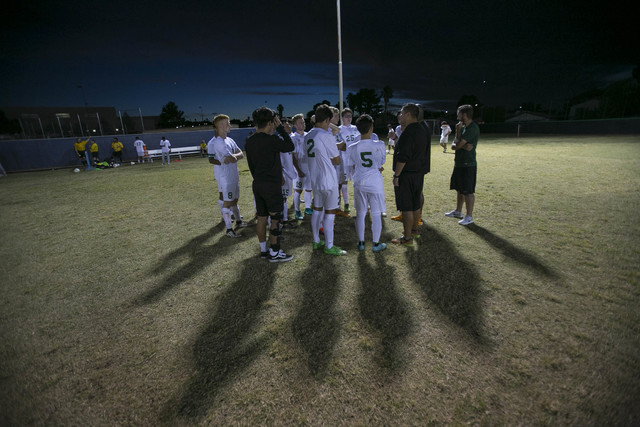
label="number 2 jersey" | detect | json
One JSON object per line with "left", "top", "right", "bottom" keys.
{"left": 304, "top": 127, "right": 340, "bottom": 191}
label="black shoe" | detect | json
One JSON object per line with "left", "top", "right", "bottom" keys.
{"left": 260, "top": 251, "right": 269, "bottom": 259}
{"left": 268, "top": 250, "right": 293, "bottom": 263}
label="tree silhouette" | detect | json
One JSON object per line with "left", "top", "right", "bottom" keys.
{"left": 346, "top": 89, "right": 383, "bottom": 116}
{"left": 382, "top": 85, "right": 394, "bottom": 113}
{"left": 158, "top": 101, "right": 185, "bottom": 129}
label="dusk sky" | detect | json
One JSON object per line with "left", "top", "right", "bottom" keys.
{"left": 0, "top": 0, "right": 633, "bottom": 120}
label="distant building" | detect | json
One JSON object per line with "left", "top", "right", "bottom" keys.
{"left": 569, "top": 99, "right": 600, "bottom": 120}
{"left": 0, "top": 106, "right": 159, "bottom": 139}
{"left": 505, "top": 111, "right": 550, "bottom": 122}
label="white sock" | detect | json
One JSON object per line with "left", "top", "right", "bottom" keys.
{"left": 282, "top": 200, "right": 288, "bottom": 220}
{"left": 342, "top": 185, "right": 349, "bottom": 205}
{"left": 311, "top": 210, "right": 323, "bottom": 242}
{"left": 221, "top": 207, "right": 233, "bottom": 230}
{"left": 218, "top": 200, "right": 224, "bottom": 216}
{"left": 371, "top": 213, "right": 382, "bottom": 243}
{"left": 231, "top": 205, "right": 241, "bottom": 222}
{"left": 259, "top": 241, "right": 267, "bottom": 252}
{"left": 293, "top": 192, "right": 301, "bottom": 211}
{"left": 356, "top": 211, "right": 366, "bottom": 242}
{"left": 305, "top": 191, "right": 312, "bottom": 210}
{"left": 324, "top": 213, "right": 335, "bottom": 249}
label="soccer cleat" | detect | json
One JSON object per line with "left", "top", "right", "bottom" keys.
{"left": 372, "top": 242, "right": 387, "bottom": 252}
{"left": 418, "top": 218, "right": 423, "bottom": 226}
{"left": 312, "top": 240, "right": 325, "bottom": 250}
{"left": 230, "top": 214, "right": 244, "bottom": 221}
{"left": 295, "top": 211, "right": 304, "bottom": 221}
{"left": 260, "top": 251, "right": 269, "bottom": 259}
{"left": 268, "top": 250, "right": 294, "bottom": 263}
{"left": 458, "top": 215, "right": 474, "bottom": 226}
{"left": 391, "top": 214, "right": 402, "bottom": 221}
{"left": 324, "top": 245, "right": 347, "bottom": 256}
{"left": 344, "top": 204, "right": 351, "bottom": 214}
{"left": 411, "top": 229, "right": 421, "bottom": 239}
{"left": 235, "top": 221, "right": 248, "bottom": 228}
{"left": 391, "top": 236, "right": 413, "bottom": 246}
{"left": 335, "top": 210, "right": 350, "bottom": 218}
{"left": 357, "top": 241, "right": 365, "bottom": 251}
{"left": 304, "top": 208, "right": 313, "bottom": 216}
{"left": 381, "top": 212, "right": 387, "bottom": 217}
{"left": 444, "top": 210, "right": 463, "bottom": 219}
{"left": 282, "top": 220, "right": 298, "bottom": 229}
{"left": 226, "top": 229, "right": 241, "bottom": 238}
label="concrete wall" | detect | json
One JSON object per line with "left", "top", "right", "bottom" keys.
{"left": 0, "top": 128, "right": 255, "bottom": 172}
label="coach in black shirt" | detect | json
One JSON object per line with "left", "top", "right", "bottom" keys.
{"left": 391, "top": 103, "right": 430, "bottom": 245}
{"left": 245, "top": 107, "right": 295, "bottom": 262}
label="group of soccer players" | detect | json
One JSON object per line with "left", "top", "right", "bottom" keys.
{"left": 206, "top": 102, "right": 478, "bottom": 263}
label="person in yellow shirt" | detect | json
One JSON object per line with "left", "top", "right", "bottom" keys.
{"left": 111, "top": 137, "right": 124, "bottom": 164}
{"left": 199, "top": 139, "right": 207, "bottom": 157}
{"left": 89, "top": 139, "right": 99, "bottom": 163}
{"left": 74, "top": 138, "right": 90, "bottom": 165}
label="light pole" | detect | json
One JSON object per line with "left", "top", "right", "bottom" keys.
{"left": 199, "top": 106, "right": 204, "bottom": 123}
{"left": 77, "top": 85, "right": 88, "bottom": 134}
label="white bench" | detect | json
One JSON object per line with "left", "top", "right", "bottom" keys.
{"left": 146, "top": 146, "right": 202, "bottom": 162}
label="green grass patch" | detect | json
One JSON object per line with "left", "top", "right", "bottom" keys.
{"left": 1, "top": 135, "right": 639, "bottom": 425}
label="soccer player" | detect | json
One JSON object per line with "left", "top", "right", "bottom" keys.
{"left": 347, "top": 114, "right": 387, "bottom": 252}
{"left": 445, "top": 104, "right": 479, "bottom": 226}
{"left": 74, "top": 137, "right": 89, "bottom": 166}
{"left": 291, "top": 114, "right": 311, "bottom": 220}
{"left": 440, "top": 121, "right": 452, "bottom": 152}
{"left": 391, "top": 103, "right": 429, "bottom": 245}
{"left": 111, "top": 137, "right": 124, "bottom": 164}
{"left": 328, "top": 106, "right": 349, "bottom": 218}
{"left": 280, "top": 121, "right": 298, "bottom": 226}
{"left": 244, "top": 107, "right": 295, "bottom": 262}
{"left": 133, "top": 136, "right": 145, "bottom": 163}
{"left": 339, "top": 108, "right": 360, "bottom": 215}
{"left": 159, "top": 137, "right": 171, "bottom": 165}
{"left": 207, "top": 114, "right": 248, "bottom": 237}
{"left": 306, "top": 104, "right": 347, "bottom": 256}
{"left": 199, "top": 139, "right": 207, "bottom": 157}
{"left": 89, "top": 139, "right": 99, "bottom": 163}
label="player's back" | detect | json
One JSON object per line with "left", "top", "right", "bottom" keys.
{"left": 349, "top": 139, "right": 385, "bottom": 192}
{"left": 305, "top": 127, "right": 339, "bottom": 191}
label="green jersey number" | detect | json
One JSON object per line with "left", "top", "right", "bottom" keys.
{"left": 360, "top": 151, "right": 373, "bottom": 168}
{"left": 306, "top": 139, "right": 315, "bottom": 158}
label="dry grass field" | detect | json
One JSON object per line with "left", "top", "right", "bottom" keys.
{"left": 1, "top": 135, "right": 639, "bottom": 425}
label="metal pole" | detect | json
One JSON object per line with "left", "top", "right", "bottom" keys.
{"left": 57, "top": 116, "right": 64, "bottom": 137}
{"left": 138, "top": 107, "right": 145, "bottom": 132}
{"left": 96, "top": 112, "right": 103, "bottom": 136}
{"left": 37, "top": 116, "right": 45, "bottom": 138}
{"left": 119, "top": 110, "right": 126, "bottom": 134}
{"left": 337, "top": 0, "right": 344, "bottom": 122}
{"left": 18, "top": 117, "right": 26, "bottom": 138}
{"left": 77, "top": 113, "right": 84, "bottom": 137}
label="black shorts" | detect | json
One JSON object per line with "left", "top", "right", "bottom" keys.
{"left": 252, "top": 180, "right": 284, "bottom": 217}
{"left": 450, "top": 166, "right": 477, "bottom": 194}
{"left": 394, "top": 172, "right": 424, "bottom": 212}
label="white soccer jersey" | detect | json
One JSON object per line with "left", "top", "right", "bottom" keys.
{"left": 208, "top": 136, "right": 240, "bottom": 184}
{"left": 280, "top": 151, "right": 297, "bottom": 181}
{"left": 347, "top": 139, "right": 386, "bottom": 193}
{"left": 134, "top": 139, "right": 145, "bottom": 154}
{"left": 160, "top": 139, "right": 171, "bottom": 152}
{"left": 340, "top": 124, "right": 360, "bottom": 145}
{"left": 305, "top": 127, "right": 340, "bottom": 191}
{"left": 440, "top": 125, "right": 452, "bottom": 143}
{"left": 291, "top": 131, "right": 309, "bottom": 174}
{"left": 395, "top": 125, "right": 403, "bottom": 139}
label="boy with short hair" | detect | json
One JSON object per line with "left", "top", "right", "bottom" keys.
{"left": 339, "top": 108, "right": 360, "bottom": 215}
{"left": 159, "top": 137, "right": 171, "bottom": 165}
{"left": 133, "top": 137, "right": 145, "bottom": 163}
{"left": 111, "top": 137, "right": 124, "bottom": 164}
{"left": 291, "top": 114, "right": 311, "bottom": 220}
{"left": 208, "top": 114, "right": 248, "bottom": 237}
{"left": 347, "top": 114, "right": 387, "bottom": 252}
{"left": 305, "top": 105, "right": 347, "bottom": 256}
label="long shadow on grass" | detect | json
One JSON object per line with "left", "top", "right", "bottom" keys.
{"left": 357, "top": 250, "right": 413, "bottom": 372}
{"left": 465, "top": 224, "right": 561, "bottom": 279}
{"left": 406, "top": 225, "right": 487, "bottom": 342}
{"left": 292, "top": 252, "right": 340, "bottom": 379}
{"left": 171, "top": 257, "right": 277, "bottom": 420}
{"left": 132, "top": 224, "right": 226, "bottom": 306}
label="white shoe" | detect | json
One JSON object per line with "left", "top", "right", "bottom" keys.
{"left": 458, "top": 215, "right": 474, "bottom": 226}
{"left": 226, "top": 229, "right": 242, "bottom": 238}
{"left": 381, "top": 212, "right": 387, "bottom": 217}
{"left": 444, "top": 210, "right": 463, "bottom": 218}
{"left": 268, "top": 250, "right": 294, "bottom": 263}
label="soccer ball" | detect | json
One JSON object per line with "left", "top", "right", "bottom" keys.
{"left": 73, "top": 168, "right": 80, "bottom": 173}
{"left": 130, "top": 162, "right": 135, "bottom": 165}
